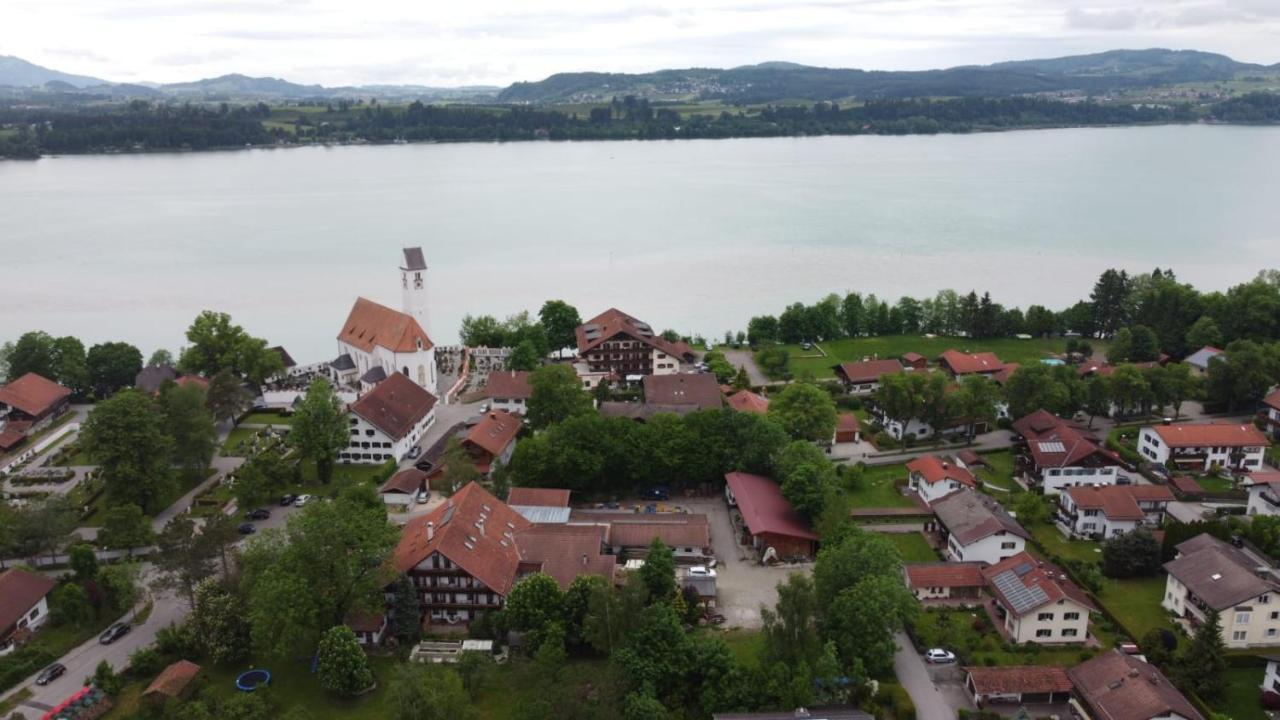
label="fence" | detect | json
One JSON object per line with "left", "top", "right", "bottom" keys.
{"left": 0, "top": 421, "right": 79, "bottom": 475}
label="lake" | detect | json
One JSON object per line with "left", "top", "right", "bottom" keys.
{"left": 2, "top": 124, "right": 1279, "bottom": 364}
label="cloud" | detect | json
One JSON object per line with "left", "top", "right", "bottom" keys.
{"left": 1065, "top": 7, "right": 1143, "bottom": 30}
{"left": 43, "top": 47, "right": 112, "bottom": 63}
{"left": 153, "top": 49, "right": 237, "bottom": 66}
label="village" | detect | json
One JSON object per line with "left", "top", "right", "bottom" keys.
{"left": 3, "top": 249, "right": 1280, "bottom": 720}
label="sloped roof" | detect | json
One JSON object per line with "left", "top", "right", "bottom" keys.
{"left": 401, "top": 247, "right": 427, "bottom": 271}
{"left": 506, "top": 487, "right": 571, "bottom": 507}
{"left": 1014, "top": 410, "right": 1119, "bottom": 470}
{"left": 932, "top": 489, "right": 1030, "bottom": 545}
{"left": 1185, "top": 346, "right": 1224, "bottom": 370}
{"left": 380, "top": 468, "right": 428, "bottom": 495}
{"left": 1069, "top": 652, "right": 1204, "bottom": 720}
{"left": 724, "top": 472, "right": 818, "bottom": 541}
{"left": 902, "top": 352, "right": 926, "bottom": 363}
{"left": 575, "top": 308, "right": 692, "bottom": 360}
{"left": 338, "top": 296, "right": 434, "bottom": 354}
{"left": 0, "top": 421, "right": 32, "bottom": 450}
{"left": 906, "top": 455, "right": 977, "bottom": 488}
{"left": 991, "top": 362, "right": 1020, "bottom": 386}
{"left": 1265, "top": 388, "right": 1280, "bottom": 412}
{"left": 1149, "top": 422, "right": 1269, "bottom": 448}
{"left": 464, "top": 411, "right": 521, "bottom": 458}
{"left": 726, "top": 389, "right": 770, "bottom": 414}
{"left": 965, "top": 665, "right": 1073, "bottom": 696}
{"left": 904, "top": 562, "right": 985, "bottom": 589}
{"left": 599, "top": 401, "right": 700, "bottom": 421}
{"left": 175, "top": 375, "right": 208, "bottom": 390}
{"left": 603, "top": 516, "right": 712, "bottom": 550}
{"left": 350, "top": 373, "right": 438, "bottom": 441}
{"left": 485, "top": 371, "right": 532, "bottom": 401}
{"left": 1164, "top": 533, "right": 1279, "bottom": 610}
{"left": 0, "top": 569, "right": 56, "bottom": 632}
{"left": 1065, "top": 486, "right": 1146, "bottom": 521}
{"left": 514, "top": 524, "right": 616, "bottom": 589}
{"left": 270, "top": 345, "right": 297, "bottom": 369}
{"left": 833, "top": 359, "right": 903, "bottom": 384}
{"left": 642, "top": 373, "right": 724, "bottom": 410}
{"left": 982, "top": 551, "right": 1096, "bottom": 617}
{"left": 938, "top": 350, "right": 1005, "bottom": 375}
{"left": 0, "top": 373, "right": 70, "bottom": 416}
{"left": 144, "top": 660, "right": 201, "bottom": 699}
{"left": 134, "top": 365, "right": 177, "bottom": 394}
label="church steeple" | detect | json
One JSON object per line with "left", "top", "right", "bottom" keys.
{"left": 400, "top": 247, "right": 429, "bottom": 337}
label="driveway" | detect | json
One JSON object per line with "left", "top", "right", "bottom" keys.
{"left": 893, "top": 631, "right": 973, "bottom": 720}
{"left": 721, "top": 349, "right": 774, "bottom": 388}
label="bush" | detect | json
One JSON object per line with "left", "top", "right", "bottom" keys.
{"left": 873, "top": 432, "right": 895, "bottom": 448}
{"left": 996, "top": 417, "right": 1013, "bottom": 430}
{"left": 128, "top": 647, "right": 165, "bottom": 678}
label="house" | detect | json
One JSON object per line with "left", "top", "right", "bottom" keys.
{"left": 907, "top": 455, "right": 977, "bottom": 506}
{"left": 901, "top": 352, "right": 928, "bottom": 370}
{"left": 642, "top": 373, "right": 724, "bottom": 410}
{"left": 392, "top": 482, "right": 615, "bottom": 627}
{"left": 379, "top": 468, "right": 428, "bottom": 508}
{"left": 507, "top": 488, "right": 572, "bottom": 524}
{"left": 575, "top": 308, "right": 695, "bottom": 377}
{"left": 0, "top": 373, "right": 71, "bottom": 440}
{"left": 964, "top": 665, "right": 1073, "bottom": 707}
{"left": 724, "top": 472, "right": 820, "bottom": 561}
{"left": 983, "top": 552, "right": 1095, "bottom": 644}
{"left": 991, "top": 363, "right": 1020, "bottom": 387}
{"left": 1162, "top": 534, "right": 1280, "bottom": 649}
{"left": 598, "top": 401, "right": 702, "bottom": 422}
{"left": 1137, "top": 422, "right": 1269, "bottom": 472}
{"left": 1068, "top": 651, "right": 1204, "bottom": 720}
{"left": 903, "top": 562, "right": 984, "bottom": 602}
{"left": 1244, "top": 471, "right": 1280, "bottom": 517}
{"left": 1262, "top": 388, "right": 1280, "bottom": 440}
{"left": 930, "top": 489, "right": 1030, "bottom": 565}
{"left": 726, "top": 389, "right": 770, "bottom": 414}
{"left": 1057, "top": 485, "right": 1173, "bottom": 540}
{"left": 938, "top": 350, "right": 1006, "bottom": 377}
{"left": 485, "top": 370, "right": 532, "bottom": 415}
{"left": 134, "top": 364, "right": 177, "bottom": 394}
{"left": 344, "top": 373, "right": 438, "bottom": 464}
{"left": 833, "top": 413, "right": 859, "bottom": 443}
{"left": 570, "top": 511, "right": 712, "bottom": 559}
{"left": 0, "top": 568, "right": 57, "bottom": 647}
{"left": 1185, "top": 345, "right": 1224, "bottom": 375}
{"left": 346, "top": 611, "right": 387, "bottom": 646}
{"left": 457, "top": 410, "right": 521, "bottom": 476}
{"left": 832, "top": 358, "right": 904, "bottom": 394}
{"left": 143, "top": 660, "right": 201, "bottom": 704}
{"left": 1013, "top": 410, "right": 1124, "bottom": 495}
{"left": 1262, "top": 656, "right": 1280, "bottom": 698}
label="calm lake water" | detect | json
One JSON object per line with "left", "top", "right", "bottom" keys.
{"left": 2, "top": 124, "right": 1279, "bottom": 364}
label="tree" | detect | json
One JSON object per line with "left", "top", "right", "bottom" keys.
{"left": 86, "top": 342, "right": 143, "bottom": 397}
{"left": 317, "top": 625, "right": 374, "bottom": 696}
{"left": 389, "top": 576, "right": 421, "bottom": 645}
{"left": 160, "top": 383, "right": 217, "bottom": 472}
{"left": 1128, "top": 325, "right": 1161, "bottom": 362}
{"left": 51, "top": 336, "right": 89, "bottom": 397}
{"left": 776, "top": 441, "right": 836, "bottom": 521}
{"left": 79, "top": 389, "right": 173, "bottom": 511}
{"left": 582, "top": 574, "right": 647, "bottom": 654}
{"left": 68, "top": 543, "right": 98, "bottom": 583}
{"left": 1003, "top": 364, "right": 1082, "bottom": 419}
{"left": 918, "top": 372, "right": 955, "bottom": 440}
{"left": 761, "top": 573, "right": 821, "bottom": 667}
{"left": 51, "top": 583, "right": 93, "bottom": 628}
{"left": 179, "top": 311, "right": 282, "bottom": 383}
{"left": 874, "top": 372, "right": 925, "bottom": 449}
{"left": 538, "top": 300, "right": 582, "bottom": 357}
{"left": 1174, "top": 608, "right": 1227, "bottom": 702}
{"left": 623, "top": 692, "right": 668, "bottom": 720}
{"left": 731, "top": 366, "right": 752, "bottom": 392}
{"left": 824, "top": 574, "right": 917, "bottom": 678}
{"left": 747, "top": 315, "right": 780, "bottom": 346}
{"left": 384, "top": 665, "right": 477, "bottom": 720}
{"left": 459, "top": 314, "right": 507, "bottom": 348}
{"left": 154, "top": 515, "right": 215, "bottom": 606}
{"left": 1011, "top": 492, "right": 1051, "bottom": 526}
{"left": 507, "top": 340, "right": 540, "bottom": 371}
{"left": 639, "top": 538, "right": 677, "bottom": 603}
{"left": 91, "top": 659, "right": 122, "bottom": 696}
{"left": 1083, "top": 376, "right": 1112, "bottom": 428}
{"left": 191, "top": 578, "right": 251, "bottom": 664}
{"left": 952, "top": 375, "right": 999, "bottom": 441}
{"left": 206, "top": 368, "right": 249, "bottom": 422}
{"left": 1091, "top": 269, "right": 1132, "bottom": 337}
{"left": 6, "top": 331, "right": 57, "bottom": 381}
{"left": 3, "top": 495, "right": 76, "bottom": 561}
{"left": 504, "top": 573, "right": 564, "bottom": 647}
{"left": 1205, "top": 340, "right": 1280, "bottom": 411}
{"left": 1024, "top": 305, "right": 1058, "bottom": 337}
{"left": 289, "top": 378, "right": 349, "bottom": 484}
{"left": 1110, "top": 364, "right": 1152, "bottom": 418}
{"left": 98, "top": 562, "right": 140, "bottom": 615}
{"left": 148, "top": 348, "right": 174, "bottom": 367}
{"left": 201, "top": 511, "right": 243, "bottom": 579}
{"left": 812, "top": 528, "right": 904, "bottom": 612}
{"left": 768, "top": 383, "right": 837, "bottom": 442}
{"left": 526, "top": 364, "right": 592, "bottom": 430}
{"left": 839, "top": 293, "right": 863, "bottom": 337}
{"left": 755, "top": 347, "right": 790, "bottom": 379}
{"left": 1185, "top": 315, "right": 1223, "bottom": 353}
{"left": 1159, "top": 362, "right": 1199, "bottom": 419}
{"left": 97, "top": 504, "right": 155, "bottom": 554}
{"left": 1101, "top": 528, "right": 1162, "bottom": 577}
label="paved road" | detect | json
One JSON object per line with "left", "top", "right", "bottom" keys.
{"left": 721, "top": 349, "right": 775, "bottom": 388}
{"left": 892, "top": 631, "right": 968, "bottom": 720}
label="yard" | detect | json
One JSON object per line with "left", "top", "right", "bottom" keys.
{"left": 883, "top": 532, "right": 939, "bottom": 562}
{"left": 1029, "top": 523, "right": 1103, "bottom": 565}
{"left": 849, "top": 463, "right": 916, "bottom": 509}
{"left": 1218, "top": 666, "right": 1266, "bottom": 720}
{"left": 973, "top": 450, "right": 1016, "bottom": 492}
{"left": 783, "top": 335, "right": 1089, "bottom": 379}
{"left": 221, "top": 427, "right": 289, "bottom": 457}
{"left": 1094, "top": 575, "right": 1175, "bottom": 641}
{"left": 240, "top": 412, "right": 294, "bottom": 426}
{"left": 910, "top": 608, "right": 1096, "bottom": 668}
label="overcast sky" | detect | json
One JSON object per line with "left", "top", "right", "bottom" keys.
{"left": 6, "top": 0, "right": 1279, "bottom": 87}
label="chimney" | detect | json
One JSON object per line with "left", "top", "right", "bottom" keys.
{"left": 427, "top": 521, "right": 435, "bottom": 542}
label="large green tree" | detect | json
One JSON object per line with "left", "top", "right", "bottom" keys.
{"left": 179, "top": 310, "right": 283, "bottom": 383}
{"left": 86, "top": 342, "right": 143, "bottom": 397}
{"left": 538, "top": 300, "right": 582, "bottom": 357}
{"left": 526, "top": 364, "right": 593, "bottom": 430}
{"left": 761, "top": 573, "right": 821, "bottom": 668}
{"left": 504, "top": 572, "right": 564, "bottom": 647}
{"left": 80, "top": 388, "right": 174, "bottom": 511}
{"left": 767, "top": 382, "right": 837, "bottom": 442}
{"left": 638, "top": 538, "right": 677, "bottom": 603}
{"left": 384, "top": 665, "right": 477, "bottom": 720}
{"left": 1174, "top": 609, "right": 1227, "bottom": 702}
{"left": 824, "top": 574, "right": 917, "bottom": 677}
{"left": 153, "top": 515, "right": 217, "bottom": 606}
{"left": 160, "top": 383, "right": 217, "bottom": 472}
{"left": 316, "top": 625, "right": 374, "bottom": 696}
{"left": 289, "top": 377, "right": 350, "bottom": 484}
{"left": 96, "top": 504, "right": 154, "bottom": 554}
{"left": 873, "top": 371, "right": 925, "bottom": 449}
{"left": 206, "top": 368, "right": 250, "bottom": 421}
{"left": 775, "top": 441, "right": 836, "bottom": 521}
{"left": 191, "top": 577, "right": 251, "bottom": 664}
{"left": 6, "top": 330, "right": 57, "bottom": 381}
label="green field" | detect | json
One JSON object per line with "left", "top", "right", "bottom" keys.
{"left": 784, "top": 335, "right": 1093, "bottom": 379}
{"left": 973, "top": 450, "right": 1016, "bottom": 491}
{"left": 240, "top": 412, "right": 294, "bottom": 426}
{"left": 1030, "top": 523, "right": 1103, "bottom": 565}
{"left": 1095, "top": 575, "right": 1175, "bottom": 640}
{"left": 883, "top": 532, "right": 939, "bottom": 562}
{"left": 1218, "top": 666, "right": 1266, "bottom": 720}
{"left": 850, "top": 463, "right": 915, "bottom": 508}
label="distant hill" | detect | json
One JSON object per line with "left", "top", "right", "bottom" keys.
{"left": 159, "top": 73, "right": 328, "bottom": 99}
{"left": 0, "top": 55, "right": 107, "bottom": 88}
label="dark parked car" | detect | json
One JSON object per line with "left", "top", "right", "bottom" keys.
{"left": 35, "top": 663, "right": 66, "bottom": 685}
{"left": 99, "top": 622, "right": 131, "bottom": 645}
{"left": 407, "top": 445, "right": 422, "bottom": 460}
{"left": 245, "top": 508, "right": 270, "bottom": 521}
{"left": 278, "top": 494, "right": 296, "bottom": 506}
{"left": 643, "top": 486, "right": 670, "bottom": 501}
{"left": 238, "top": 523, "right": 257, "bottom": 535}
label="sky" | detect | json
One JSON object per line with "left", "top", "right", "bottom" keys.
{"left": 4, "top": 0, "right": 1279, "bottom": 88}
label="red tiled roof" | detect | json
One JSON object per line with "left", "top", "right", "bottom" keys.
{"left": 393, "top": 483, "right": 532, "bottom": 596}
{"left": 575, "top": 308, "right": 691, "bottom": 360}
{"left": 642, "top": 373, "right": 724, "bottom": 409}
{"left": 1244, "top": 471, "right": 1280, "bottom": 489}
{"left": 464, "top": 411, "right": 521, "bottom": 458}
{"left": 1170, "top": 475, "right": 1204, "bottom": 494}
{"left": 836, "top": 413, "right": 859, "bottom": 433}
{"left": 175, "top": 375, "right": 209, "bottom": 390}
{"left": 1069, "top": 653, "right": 1204, "bottom": 720}
{"left": 338, "top": 297, "right": 434, "bottom": 354}
{"left": 938, "top": 350, "right": 1005, "bottom": 375}
{"left": 1125, "top": 484, "right": 1177, "bottom": 503}
{"left": 1149, "top": 422, "right": 1269, "bottom": 448}
{"left": 906, "top": 455, "right": 977, "bottom": 488}
{"left": 965, "top": 665, "right": 1073, "bottom": 696}
{"left": 932, "top": 489, "right": 1030, "bottom": 545}
{"left": 515, "top": 524, "right": 616, "bottom": 589}
{"left": 350, "top": 373, "right": 438, "bottom": 441}
{"left": 602, "top": 516, "right": 711, "bottom": 550}
{"left": 724, "top": 472, "right": 818, "bottom": 541}
{"left": 727, "top": 389, "right": 770, "bottom": 414}
{"left": 833, "top": 359, "right": 903, "bottom": 384}
{"left": 1265, "top": 388, "right": 1280, "bottom": 412}
{"left": 344, "top": 611, "right": 386, "bottom": 634}
{"left": 485, "top": 371, "right": 532, "bottom": 401}
{"left": 144, "top": 660, "right": 201, "bottom": 699}
{"left": 991, "top": 362, "right": 1020, "bottom": 386}
{"left": 0, "top": 421, "right": 32, "bottom": 450}
{"left": 957, "top": 449, "right": 986, "bottom": 467}
{"left": 982, "top": 551, "right": 1096, "bottom": 617}
{"left": 0, "top": 569, "right": 56, "bottom": 633}
{"left": 380, "top": 468, "right": 428, "bottom": 495}
{"left": 0, "top": 373, "right": 70, "bottom": 417}
{"left": 904, "top": 562, "right": 984, "bottom": 589}
{"left": 902, "top": 352, "right": 926, "bottom": 363}
{"left": 506, "top": 488, "right": 571, "bottom": 507}
{"left": 1014, "top": 410, "right": 1119, "bottom": 470}
{"left": 1065, "top": 485, "right": 1146, "bottom": 521}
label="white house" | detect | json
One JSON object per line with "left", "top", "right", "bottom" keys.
{"left": 343, "top": 373, "right": 438, "bottom": 464}
{"left": 0, "top": 569, "right": 56, "bottom": 653}
{"left": 1163, "top": 534, "right": 1280, "bottom": 649}
{"left": 379, "top": 468, "right": 428, "bottom": 509}
{"left": 930, "top": 490, "right": 1030, "bottom": 565}
{"left": 332, "top": 247, "right": 438, "bottom": 393}
{"left": 484, "top": 371, "right": 531, "bottom": 415}
{"left": 1012, "top": 410, "right": 1123, "bottom": 495}
{"left": 833, "top": 359, "right": 904, "bottom": 395}
{"left": 906, "top": 455, "right": 977, "bottom": 506}
{"left": 983, "top": 552, "right": 1095, "bottom": 644}
{"left": 1245, "top": 472, "right": 1280, "bottom": 517}
{"left": 1137, "top": 423, "right": 1269, "bottom": 473}
{"left": 1185, "top": 345, "right": 1224, "bottom": 375}
{"left": 1057, "top": 484, "right": 1173, "bottom": 540}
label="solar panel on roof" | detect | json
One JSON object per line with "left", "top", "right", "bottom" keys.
{"left": 1038, "top": 441, "right": 1066, "bottom": 453}
{"left": 993, "top": 570, "right": 1048, "bottom": 614}
{"left": 1013, "top": 561, "right": 1034, "bottom": 576}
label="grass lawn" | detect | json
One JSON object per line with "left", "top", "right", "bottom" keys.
{"left": 784, "top": 335, "right": 1089, "bottom": 379}
{"left": 1094, "top": 575, "right": 1175, "bottom": 641}
{"left": 974, "top": 450, "right": 1016, "bottom": 491}
{"left": 849, "top": 463, "right": 915, "bottom": 509}
{"left": 298, "top": 460, "right": 394, "bottom": 488}
{"left": 716, "top": 628, "right": 766, "bottom": 665}
{"left": 474, "top": 658, "right": 619, "bottom": 720}
{"left": 241, "top": 412, "right": 294, "bottom": 426}
{"left": 1029, "top": 523, "right": 1103, "bottom": 565}
{"left": 884, "top": 532, "right": 939, "bottom": 562}
{"left": 1196, "top": 475, "right": 1235, "bottom": 493}
{"left": 911, "top": 608, "right": 1095, "bottom": 667}
{"left": 221, "top": 427, "right": 262, "bottom": 456}
{"left": 1218, "top": 666, "right": 1266, "bottom": 720}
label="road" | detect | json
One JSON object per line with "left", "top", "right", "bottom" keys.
{"left": 892, "top": 631, "right": 970, "bottom": 720}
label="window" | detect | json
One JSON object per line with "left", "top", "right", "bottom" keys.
{"left": 28, "top": 608, "right": 39, "bottom": 620}
{"left": 1064, "top": 612, "right": 1080, "bottom": 621}
{"left": 1036, "top": 629, "right": 1052, "bottom": 638}
{"left": 1271, "top": 611, "right": 1279, "bottom": 621}
{"left": 1037, "top": 612, "right": 1054, "bottom": 621}
{"left": 1001, "top": 542, "right": 1017, "bottom": 549}
{"left": 1237, "top": 612, "right": 1252, "bottom": 625}
{"left": 1062, "top": 629, "right": 1078, "bottom": 637}
{"left": 1234, "top": 631, "right": 1248, "bottom": 641}
{"left": 1270, "top": 629, "right": 1279, "bottom": 639}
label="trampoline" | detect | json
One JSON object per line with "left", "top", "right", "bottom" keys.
{"left": 235, "top": 669, "right": 272, "bottom": 692}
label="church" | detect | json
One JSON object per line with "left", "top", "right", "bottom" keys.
{"left": 331, "top": 248, "right": 438, "bottom": 393}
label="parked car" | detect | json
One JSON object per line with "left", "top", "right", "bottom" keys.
{"left": 407, "top": 445, "right": 422, "bottom": 460}
{"left": 703, "top": 611, "right": 726, "bottom": 626}
{"left": 643, "top": 486, "right": 670, "bottom": 501}
{"left": 415, "top": 489, "right": 430, "bottom": 505}
{"left": 703, "top": 342, "right": 714, "bottom": 351}
{"left": 924, "top": 648, "right": 956, "bottom": 664}
{"left": 801, "top": 341, "right": 812, "bottom": 350}
{"left": 245, "top": 508, "right": 270, "bottom": 521}
{"left": 238, "top": 523, "right": 257, "bottom": 535}
{"left": 294, "top": 494, "right": 313, "bottom": 507}
{"left": 98, "top": 622, "right": 131, "bottom": 645}
{"left": 35, "top": 663, "right": 66, "bottom": 685}
{"left": 278, "top": 494, "right": 296, "bottom": 506}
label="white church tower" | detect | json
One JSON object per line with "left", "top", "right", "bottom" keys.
{"left": 400, "top": 247, "right": 430, "bottom": 338}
